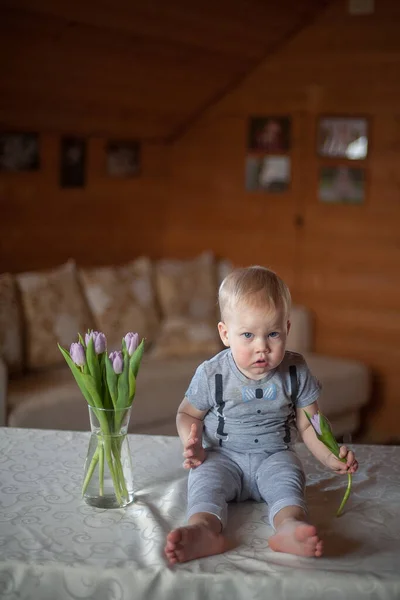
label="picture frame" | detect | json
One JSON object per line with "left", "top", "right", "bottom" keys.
{"left": 60, "top": 137, "right": 86, "bottom": 188}
{"left": 318, "top": 166, "right": 365, "bottom": 204}
{"left": 0, "top": 132, "right": 40, "bottom": 172}
{"left": 246, "top": 155, "right": 291, "bottom": 192}
{"left": 106, "top": 140, "right": 140, "bottom": 177}
{"left": 247, "top": 116, "right": 291, "bottom": 153}
{"left": 317, "top": 116, "right": 368, "bottom": 159}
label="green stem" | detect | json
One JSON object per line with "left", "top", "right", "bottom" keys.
{"left": 336, "top": 472, "right": 352, "bottom": 517}
{"left": 112, "top": 437, "right": 128, "bottom": 499}
{"left": 103, "top": 436, "right": 123, "bottom": 505}
{"left": 82, "top": 446, "right": 99, "bottom": 496}
{"left": 99, "top": 441, "right": 104, "bottom": 496}
{"left": 110, "top": 410, "right": 129, "bottom": 500}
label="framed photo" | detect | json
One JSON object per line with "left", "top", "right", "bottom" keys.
{"left": 246, "top": 155, "right": 290, "bottom": 192}
{"left": 0, "top": 132, "right": 39, "bottom": 172}
{"left": 317, "top": 117, "right": 368, "bottom": 159}
{"left": 318, "top": 166, "right": 365, "bottom": 204}
{"left": 106, "top": 141, "right": 140, "bottom": 177}
{"left": 247, "top": 116, "right": 291, "bottom": 153}
{"left": 60, "top": 137, "right": 86, "bottom": 188}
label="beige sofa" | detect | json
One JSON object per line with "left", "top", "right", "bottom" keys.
{"left": 0, "top": 255, "right": 370, "bottom": 437}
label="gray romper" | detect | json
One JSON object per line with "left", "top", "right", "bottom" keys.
{"left": 185, "top": 349, "right": 320, "bottom": 528}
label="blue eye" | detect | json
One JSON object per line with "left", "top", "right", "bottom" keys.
{"left": 242, "top": 332, "right": 253, "bottom": 339}
{"left": 269, "top": 332, "right": 279, "bottom": 338}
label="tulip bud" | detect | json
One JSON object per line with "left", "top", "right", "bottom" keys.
{"left": 85, "top": 330, "right": 107, "bottom": 354}
{"left": 109, "top": 351, "right": 124, "bottom": 374}
{"left": 94, "top": 332, "right": 106, "bottom": 354}
{"left": 85, "top": 331, "right": 96, "bottom": 346}
{"left": 124, "top": 332, "right": 139, "bottom": 356}
{"left": 70, "top": 342, "right": 86, "bottom": 367}
{"left": 310, "top": 413, "right": 322, "bottom": 436}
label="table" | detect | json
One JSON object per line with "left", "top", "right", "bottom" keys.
{"left": 0, "top": 428, "right": 400, "bottom": 600}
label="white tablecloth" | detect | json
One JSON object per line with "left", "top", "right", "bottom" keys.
{"left": 0, "top": 428, "right": 399, "bottom": 600}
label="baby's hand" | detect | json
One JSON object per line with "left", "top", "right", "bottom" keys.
{"left": 182, "top": 423, "right": 206, "bottom": 469}
{"left": 326, "top": 445, "right": 358, "bottom": 475}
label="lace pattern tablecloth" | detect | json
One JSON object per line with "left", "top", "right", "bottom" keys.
{"left": 0, "top": 428, "right": 400, "bottom": 599}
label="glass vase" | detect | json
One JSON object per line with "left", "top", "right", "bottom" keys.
{"left": 82, "top": 406, "right": 134, "bottom": 509}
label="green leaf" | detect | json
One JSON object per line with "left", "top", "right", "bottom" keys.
{"left": 100, "top": 354, "right": 112, "bottom": 410}
{"left": 80, "top": 372, "right": 104, "bottom": 410}
{"left": 101, "top": 360, "right": 111, "bottom": 409}
{"left": 319, "top": 412, "right": 332, "bottom": 437}
{"left": 86, "top": 337, "right": 102, "bottom": 396}
{"left": 78, "top": 333, "right": 86, "bottom": 348}
{"left": 322, "top": 437, "right": 340, "bottom": 457}
{"left": 100, "top": 351, "right": 105, "bottom": 378}
{"left": 105, "top": 354, "right": 118, "bottom": 409}
{"left": 79, "top": 372, "right": 110, "bottom": 434}
{"left": 303, "top": 408, "right": 340, "bottom": 457}
{"left": 104, "top": 385, "right": 113, "bottom": 410}
{"left": 319, "top": 414, "right": 340, "bottom": 456}
{"left": 117, "top": 348, "right": 130, "bottom": 409}
{"left": 129, "top": 338, "right": 145, "bottom": 379}
{"left": 128, "top": 369, "right": 136, "bottom": 403}
{"left": 58, "top": 344, "right": 94, "bottom": 406}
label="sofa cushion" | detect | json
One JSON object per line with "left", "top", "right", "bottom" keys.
{"left": 80, "top": 257, "right": 159, "bottom": 351}
{"left": 16, "top": 261, "right": 94, "bottom": 370}
{"left": 7, "top": 355, "right": 208, "bottom": 432}
{"left": 304, "top": 352, "right": 370, "bottom": 418}
{"left": 0, "top": 273, "right": 23, "bottom": 374}
{"left": 151, "top": 252, "right": 222, "bottom": 358}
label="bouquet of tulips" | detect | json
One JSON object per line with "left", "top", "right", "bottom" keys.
{"left": 58, "top": 331, "right": 144, "bottom": 506}
{"left": 304, "top": 410, "right": 352, "bottom": 517}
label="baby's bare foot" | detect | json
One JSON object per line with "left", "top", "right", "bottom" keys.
{"left": 268, "top": 519, "right": 323, "bottom": 557}
{"left": 164, "top": 523, "right": 227, "bottom": 564}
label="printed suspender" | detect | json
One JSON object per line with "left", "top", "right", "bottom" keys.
{"left": 215, "top": 373, "right": 228, "bottom": 445}
{"left": 284, "top": 365, "right": 298, "bottom": 444}
{"left": 289, "top": 365, "right": 298, "bottom": 404}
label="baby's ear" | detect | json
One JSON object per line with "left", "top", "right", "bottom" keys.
{"left": 218, "top": 321, "right": 230, "bottom": 347}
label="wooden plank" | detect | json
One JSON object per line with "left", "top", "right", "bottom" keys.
{"left": 0, "top": 1, "right": 325, "bottom": 58}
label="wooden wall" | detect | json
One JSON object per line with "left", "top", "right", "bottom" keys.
{"left": 0, "top": 137, "right": 167, "bottom": 272}
{"left": 0, "top": 4, "right": 175, "bottom": 273}
{"left": 0, "top": 0, "right": 328, "bottom": 274}
{"left": 163, "top": 0, "right": 400, "bottom": 441}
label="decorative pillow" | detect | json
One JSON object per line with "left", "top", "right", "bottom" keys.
{"left": 0, "top": 273, "right": 23, "bottom": 374}
{"left": 79, "top": 257, "right": 159, "bottom": 352}
{"left": 16, "top": 261, "right": 94, "bottom": 370}
{"left": 150, "top": 317, "right": 221, "bottom": 359}
{"left": 151, "top": 252, "right": 222, "bottom": 358}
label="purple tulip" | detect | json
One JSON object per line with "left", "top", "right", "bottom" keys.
{"left": 124, "top": 332, "right": 139, "bottom": 356}
{"left": 70, "top": 342, "right": 86, "bottom": 367}
{"left": 94, "top": 333, "right": 106, "bottom": 354}
{"left": 310, "top": 413, "right": 322, "bottom": 435}
{"left": 85, "top": 331, "right": 107, "bottom": 354}
{"left": 109, "top": 351, "right": 124, "bottom": 374}
{"left": 85, "top": 331, "right": 94, "bottom": 346}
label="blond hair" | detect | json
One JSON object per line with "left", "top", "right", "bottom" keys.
{"left": 218, "top": 265, "right": 291, "bottom": 320}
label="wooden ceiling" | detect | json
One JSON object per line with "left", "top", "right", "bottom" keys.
{"left": 0, "top": 0, "right": 330, "bottom": 141}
